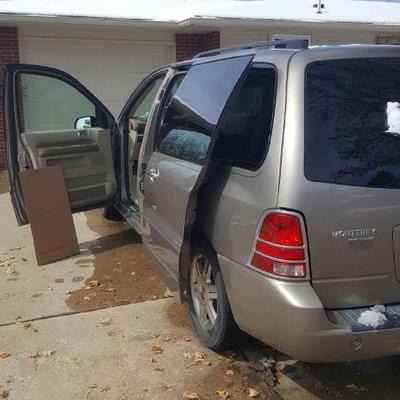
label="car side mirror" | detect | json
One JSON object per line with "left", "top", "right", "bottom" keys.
{"left": 74, "top": 116, "right": 96, "bottom": 129}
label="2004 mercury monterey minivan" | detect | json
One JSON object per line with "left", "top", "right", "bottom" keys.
{"left": 5, "top": 39, "right": 400, "bottom": 362}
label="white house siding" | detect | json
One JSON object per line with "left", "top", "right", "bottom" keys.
{"left": 18, "top": 25, "right": 175, "bottom": 116}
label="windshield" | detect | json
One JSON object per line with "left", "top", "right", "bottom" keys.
{"left": 305, "top": 57, "right": 400, "bottom": 189}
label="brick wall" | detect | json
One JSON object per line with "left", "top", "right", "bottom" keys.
{"left": 175, "top": 31, "right": 220, "bottom": 61}
{"left": 0, "top": 27, "right": 19, "bottom": 169}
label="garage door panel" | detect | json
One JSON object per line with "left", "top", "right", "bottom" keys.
{"left": 21, "top": 37, "right": 174, "bottom": 116}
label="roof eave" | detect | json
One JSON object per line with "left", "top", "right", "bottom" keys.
{"left": 0, "top": 13, "right": 178, "bottom": 28}
{"left": 179, "top": 16, "right": 400, "bottom": 30}
{"left": 0, "top": 13, "right": 400, "bottom": 31}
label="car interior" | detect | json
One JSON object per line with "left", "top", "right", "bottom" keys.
{"left": 126, "top": 76, "right": 164, "bottom": 204}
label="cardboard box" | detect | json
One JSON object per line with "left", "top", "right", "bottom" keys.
{"left": 19, "top": 166, "right": 79, "bottom": 265}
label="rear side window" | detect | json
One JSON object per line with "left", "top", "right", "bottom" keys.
{"left": 157, "top": 56, "right": 252, "bottom": 165}
{"left": 305, "top": 58, "right": 400, "bottom": 189}
{"left": 214, "top": 65, "right": 276, "bottom": 170}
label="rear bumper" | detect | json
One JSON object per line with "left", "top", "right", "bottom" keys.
{"left": 218, "top": 254, "right": 400, "bottom": 363}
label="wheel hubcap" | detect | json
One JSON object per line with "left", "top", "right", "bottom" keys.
{"left": 190, "top": 254, "right": 218, "bottom": 331}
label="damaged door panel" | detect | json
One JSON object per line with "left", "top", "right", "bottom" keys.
{"left": 140, "top": 55, "right": 253, "bottom": 293}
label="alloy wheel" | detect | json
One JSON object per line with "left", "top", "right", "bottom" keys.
{"left": 190, "top": 253, "right": 218, "bottom": 331}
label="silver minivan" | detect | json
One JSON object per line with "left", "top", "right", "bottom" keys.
{"left": 5, "top": 40, "right": 400, "bottom": 362}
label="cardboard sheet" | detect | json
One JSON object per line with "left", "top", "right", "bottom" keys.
{"left": 19, "top": 166, "right": 79, "bottom": 265}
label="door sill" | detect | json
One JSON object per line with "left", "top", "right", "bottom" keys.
{"left": 116, "top": 201, "right": 141, "bottom": 234}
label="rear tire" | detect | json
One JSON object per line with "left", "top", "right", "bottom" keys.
{"left": 187, "top": 241, "right": 238, "bottom": 351}
{"left": 103, "top": 205, "right": 124, "bottom": 221}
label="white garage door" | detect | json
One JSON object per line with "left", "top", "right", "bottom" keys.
{"left": 20, "top": 37, "right": 175, "bottom": 116}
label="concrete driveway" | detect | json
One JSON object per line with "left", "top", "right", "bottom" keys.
{"left": 2, "top": 170, "right": 400, "bottom": 400}
{"left": 0, "top": 172, "right": 270, "bottom": 400}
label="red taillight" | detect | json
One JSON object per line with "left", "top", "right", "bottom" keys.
{"left": 250, "top": 211, "right": 308, "bottom": 279}
{"left": 259, "top": 212, "right": 303, "bottom": 246}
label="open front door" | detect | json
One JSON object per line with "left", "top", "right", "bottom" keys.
{"left": 140, "top": 55, "right": 253, "bottom": 288}
{"left": 4, "top": 64, "right": 117, "bottom": 225}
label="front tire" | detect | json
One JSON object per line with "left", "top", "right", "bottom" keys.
{"left": 187, "top": 241, "right": 238, "bottom": 351}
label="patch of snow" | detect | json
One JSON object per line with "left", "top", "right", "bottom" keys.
{"left": 357, "top": 304, "right": 387, "bottom": 328}
{"left": 386, "top": 102, "right": 400, "bottom": 136}
{"left": 0, "top": 0, "right": 400, "bottom": 26}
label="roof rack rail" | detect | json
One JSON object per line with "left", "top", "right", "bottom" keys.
{"left": 194, "top": 38, "right": 308, "bottom": 59}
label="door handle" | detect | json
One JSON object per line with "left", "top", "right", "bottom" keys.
{"left": 148, "top": 166, "right": 160, "bottom": 183}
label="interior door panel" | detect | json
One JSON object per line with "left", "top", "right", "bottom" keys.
{"left": 5, "top": 64, "right": 117, "bottom": 225}
{"left": 21, "top": 129, "right": 116, "bottom": 209}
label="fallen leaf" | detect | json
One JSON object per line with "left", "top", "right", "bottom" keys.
{"left": 106, "top": 287, "right": 116, "bottom": 292}
{"left": 0, "top": 353, "right": 10, "bottom": 359}
{"left": 151, "top": 345, "right": 164, "bottom": 355}
{"left": 0, "top": 389, "right": 9, "bottom": 398}
{"left": 22, "top": 257, "right": 28, "bottom": 262}
{"left": 216, "top": 389, "right": 230, "bottom": 399}
{"left": 30, "top": 352, "right": 40, "bottom": 359}
{"left": 221, "top": 351, "right": 236, "bottom": 364}
{"left": 11, "top": 246, "right": 22, "bottom": 250}
{"left": 185, "top": 352, "right": 210, "bottom": 367}
{"left": 5, "top": 268, "right": 16, "bottom": 275}
{"left": 195, "top": 352, "right": 210, "bottom": 366}
{"left": 100, "top": 318, "right": 113, "bottom": 326}
{"left": 249, "top": 388, "right": 260, "bottom": 398}
{"left": 163, "top": 383, "right": 171, "bottom": 389}
{"left": 183, "top": 390, "right": 200, "bottom": 399}
{"left": 183, "top": 337, "right": 192, "bottom": 342}
{"left": 226, "top": 370, "right": 234, "bottom": 375}
{"left": 23, "top": 322, "right": 32, "bottom": 330}
{"left": 346, "top": 383, "right": 368, "bottom": 393}
{"left": 89, "top": 280, "right": 99, "bottom": 286}
{"left": 83, "top": 296, "right": 91, "bottom": 301}
{"left": 88, "top": 384, "right": 98, "bottom": 389}
{"left": 99, "top": 385, "right": 110, "bottom": 392}
{"left": 155, "top": 367, "right": 164, "bottom": 372}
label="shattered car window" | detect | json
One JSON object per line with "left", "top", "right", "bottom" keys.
{"left": 158, "top": 56, "right": 252, "bottom": 165}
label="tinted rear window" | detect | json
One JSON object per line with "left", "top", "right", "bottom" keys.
{"left": 305, "top": 58, "right": 400, "bottom": 189}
